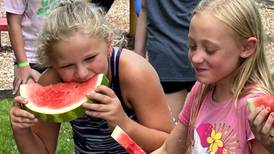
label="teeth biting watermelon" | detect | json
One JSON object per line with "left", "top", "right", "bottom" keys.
{"left": 20, "top": 74, "right": 109, "bottom": 122}
{"left": 247, "top": 95, "right": 274, "bottom": 136}
{"left": 111, "top": 126, "right": 146, "bottom": 154}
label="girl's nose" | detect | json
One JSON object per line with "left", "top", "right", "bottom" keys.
{"left": 190, "top": 51, "right": 204, "bottom": 64}
{"left": 75, "top": 65, "right": 89, "bottom": 82}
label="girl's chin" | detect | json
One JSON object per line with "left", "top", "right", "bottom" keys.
{"left": 196, "top": 78, "right": 214, "bottom": 85}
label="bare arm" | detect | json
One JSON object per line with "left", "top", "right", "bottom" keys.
{"left": 12, "top": 121, "right": 60, "bottom": 154}
{"left": 251, "top": 139, "right": 271, "bottom": 154}
{"left": 6, "top": 12, "right": 41, "bottom": 94}
{"left": 134, "top": 0, "right": 147, "bottom": 57}
{"left": 119, "top": 50, "right": 173, "bottom": 152}
{"left": 6, "top": 12, "right": 26, "bottom": 64}
{"left": 10, "top": 69, "right": 62, "bottom": 154}
{"left": 152, "top": 122, "right": 188, "bottom": 154}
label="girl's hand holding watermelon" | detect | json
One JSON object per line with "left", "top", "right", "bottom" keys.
{"left": 248, "top": 105, "right": 274, "bottom": 152}
{"left": 13, "top": 67, "right": 41, "bottom": 95}
{"left": 83, "top": 85, "right": 129, "bottom": 130}
{"left": 9, "top": 96, "right": 38, "bottom": 132}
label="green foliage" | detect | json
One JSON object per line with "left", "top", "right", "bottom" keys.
{"left": 0, "top": 98, "right": 74, "bottom": 153}
{"left": 57, "top": 122, "right": 74, "bottom": 153}
{"left": 0, "top": 99, "right": 18, "bottom": 154}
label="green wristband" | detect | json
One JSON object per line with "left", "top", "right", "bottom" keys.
{"left": 17, "top": 60, "right": 29, "bottom": 68}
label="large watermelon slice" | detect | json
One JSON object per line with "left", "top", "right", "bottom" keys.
{"left": 247, "top": 95, "right": 274, "bottom": 136}
{"left": 20, "top": 74, "right": 109, "bottom": 122}
{"left": 111, "top": 126, "right": 146, "bottom": 154}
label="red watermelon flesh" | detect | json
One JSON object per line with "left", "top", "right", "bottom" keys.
{"left": 20, "top": 74, "right": 109, "bottom": 122}
{"left": 111, "top": 126, "right": 146, "bottom": 154}
{"left": 27, "top": 77, "right": 97, "bottom": 109}
{"left": 247, "top": 95, "right": 274, "bottom": 135}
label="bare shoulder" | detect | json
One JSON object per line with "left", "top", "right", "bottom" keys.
{"left": 38, "top": 68, "right": 62, "bottom": 86}
{"left": 119, "top": 48, "right": 159, "bottom": 83}
{"left": 118, "top": 48, "right": 163, "bottom": 105}
{"left": 117, "top": 49, "right": 172, "bottom": 132}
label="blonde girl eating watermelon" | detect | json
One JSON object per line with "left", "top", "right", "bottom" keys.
{"left": 9, "top": 1, "right": 173, "bottom": 153}
{"left": 151, "top": 0, "right": 274, "bottom": 153}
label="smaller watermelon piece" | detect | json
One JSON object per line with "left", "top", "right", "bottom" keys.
{"left": 20, "top": 74, "right": 109, "bottom": 123}
{"left": 111, "top": 126, "right": 146, "bottom": 154}
{"left": 247, "top": 95, "right": 274, "bottom": 136}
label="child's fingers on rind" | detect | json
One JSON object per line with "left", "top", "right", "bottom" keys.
{"left": 262, "top": 112, "right": 274, "bottom": 134}
{"left": 254, "top": 109, "right": 270, "bottom": 126}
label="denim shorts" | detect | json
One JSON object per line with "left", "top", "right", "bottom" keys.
{"left": 160, "top": 81, "right": 196, "bottom": 94}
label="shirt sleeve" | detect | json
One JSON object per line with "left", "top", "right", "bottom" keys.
{"left": 4, "top": 0, "right": 27, "bottom": 14}
{"left": 245, "top": 102, "right": 255, "bottom": 142}
{"left": 178, "top": 81, "right": 201, "bottom": 126}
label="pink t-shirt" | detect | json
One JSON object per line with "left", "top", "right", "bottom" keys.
{"left": 4, "top": 0, "right": 58, "bottom": 63}
{"left": 179, "top": 82, "right": 262, "bottom": 154}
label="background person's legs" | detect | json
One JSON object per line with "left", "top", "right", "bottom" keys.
{"left": 165, "top": 89, "right": 188, "bottom": 124}
{"left": 161, "top": 81, "right": 195, "bottom": 124}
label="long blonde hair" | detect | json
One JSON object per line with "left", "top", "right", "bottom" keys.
{"left": 37, "top": 0, "right": 126, "bottom": 67}
{"left": 186, "top": 0, "right": 273, "bottom": 152}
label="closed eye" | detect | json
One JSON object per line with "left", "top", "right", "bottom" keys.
{"left": 205, "top": 48, "right": 217, "bottom": 54}
{"left": 60, "top": 64, "right": 74, "bottom": 69}
{"left": 84, "top": 55, "right": 96, "bottom": 63}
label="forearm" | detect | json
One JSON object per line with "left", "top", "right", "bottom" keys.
{"left": 153, "top": 124, "right": 188, "bottom": 154}
{"left": 134, "top": 0, "right": 147, "bottom": 57}
{"left": 165, "top": 132, "right": 187, "bottom": 154}
{"left": 121, "top": 117, "right": 169, "bottom": 153}
{"left": 265, "top": 146, "right": 274, "bottom": 153}
{"left": 12, "top": 121, "right": 60, "bottom": 154}
{"left": 6, "top": 13, "right": 27, "bottom": 63}
{"left": 151, "top": 142, "right": 168, "bottom": 154}
{"left": 261, "top": 141, "right": 274, "bottom": 154}
{"left": 13, "top": 129, "right": 49, "bottom": 154}
{"left": 251, "top": 139, "right": 272, "bottom": 154}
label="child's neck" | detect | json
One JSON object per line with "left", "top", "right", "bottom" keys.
{"left": 212, "top": 83, "right": 233, "bottom": 102}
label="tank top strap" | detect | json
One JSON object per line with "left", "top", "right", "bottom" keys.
{"left": 110, "top": 48, "right": 136, "bottom": 119}
{"left": 110, "top": 47, "right": 122, "bottom": 96}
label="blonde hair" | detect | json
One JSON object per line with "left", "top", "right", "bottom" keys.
{"left": 37, "top": 0, "right": 126, "bottom": 66}
{"left": 186, "top": 0, "right": 273, "bottom": 152}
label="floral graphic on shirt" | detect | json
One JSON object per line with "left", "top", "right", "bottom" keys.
{"left": 36, "top": 0, "right": 59, "bottom": 16}
{"left": 195, "top": 123, "right": 239, "bottom": 154}
{"left": 207, "top": 130, "right": 223, "bottom": 152}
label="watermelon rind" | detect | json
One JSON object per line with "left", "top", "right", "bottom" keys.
{"left": 111, "top": 125, "right": 124, "bottom": 140}
{"left": 20, "top": 74, "right": 109, "bottom": 123}
{"left": 111, "top": 126, "right": 146, "bottom": 154}
{"left": 247, "top": 97, "right": 274, "bottom": 137}
{"left": 247, "top": 98, "right": 256, "bottom": 113}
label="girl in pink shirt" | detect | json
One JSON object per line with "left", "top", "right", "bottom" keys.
{"left": 152, "top": 0, "right": 273, "bottom": 153}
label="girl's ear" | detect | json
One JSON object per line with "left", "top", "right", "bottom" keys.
{"left": 106, "top": 36, "right": 113, "bottom": 57}
{"left": 240, "top": 37, "right": 257, "bottom": 58}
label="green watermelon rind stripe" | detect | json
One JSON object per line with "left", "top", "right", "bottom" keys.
{"left": 247, "top": 98, "right": 256, "bottom": 113}
{"left": 247, "top": 97, "right": 274, "bottom": 136}
{"left": 22, "top": 74, "right": 109, "bottom": 123}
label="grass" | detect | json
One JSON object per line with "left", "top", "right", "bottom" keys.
{"left": 0, "top": 98, "right": 74, "bottom": 153}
